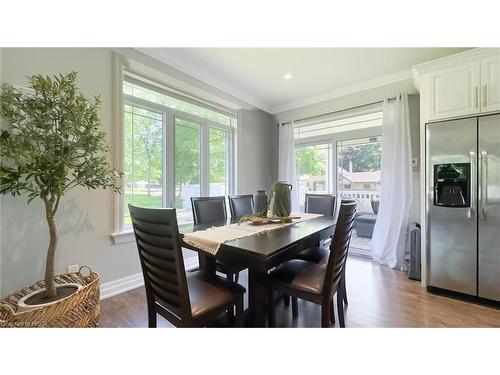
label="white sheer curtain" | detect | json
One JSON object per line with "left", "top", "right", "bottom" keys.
{"left": 278, "top": 121, "right": 299, "bottom": 212}
{"left": 371, "top": 93, "right": 413, "bottom": 269}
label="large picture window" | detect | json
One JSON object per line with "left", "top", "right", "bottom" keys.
{"left": 121, "top": 76, "right": 236, "bottom": 230}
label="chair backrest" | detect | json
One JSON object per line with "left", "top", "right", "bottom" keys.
{"left": 191, "top": 196, "right": 227, "bottom": 225}
{"left": 304, "top": 193, "right": 337, "bottom": 216}
{"left": 323, "top": 201, "right": 357, "bottom": 298}
{"left": 228, "top": 194, "right": 254, "bottom": 220}
{"left": 129, "top": 205, "right": 191, "bottom": 321}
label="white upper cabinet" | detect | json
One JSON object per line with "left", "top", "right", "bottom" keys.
{"left": 481, "top": 54, "right": 500, "bottom": 113}
{"left": 428, "top": 61, "right": 480, "bottom": 120}
{"left": 414, "top": 49, "right": 500, "bottom": 122}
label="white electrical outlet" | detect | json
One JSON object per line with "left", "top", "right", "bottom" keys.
{"left": 67, "top": 264, "right": 79, "bottom": 273}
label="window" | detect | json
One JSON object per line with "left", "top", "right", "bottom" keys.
{"left": 209, "top": 127, "right": 231, "bottom": 197}
{"left": 124, "top": 80, "right": 232, "bottom": 126}
{"left": 337, "top": 136, "right": 382, "bottom": 215}
{"left": 295, "top": 143, "right": 332, "bottom": 212}
{"left": 293, "top": 109, "right": 382, "bottom": 255}
{"left": 123, "top": 105, "right": 164, "bottom": 227}
{"left": 121, "top": 76, "right": 236, "bottom": 230}
{"left": 294, "top": 111, "right": 383, "bottom": 141}
{"left": 175, "top": 117, "right": 201, "bottom": 224}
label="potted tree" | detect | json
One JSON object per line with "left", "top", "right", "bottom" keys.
{"left": 0, "top": 72, "right": 121, "bottom": 326}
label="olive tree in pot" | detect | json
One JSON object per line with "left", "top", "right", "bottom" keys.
{"left": 0, "top": 72, "right": 121, "bottom": 307}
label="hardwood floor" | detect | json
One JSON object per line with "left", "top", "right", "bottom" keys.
{"left": 100, "top": 256, "right": 500, "bottom": 328}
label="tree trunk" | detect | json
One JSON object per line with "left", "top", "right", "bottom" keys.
{"left": 43, "top": 199, "right": 58, "bottom": 299}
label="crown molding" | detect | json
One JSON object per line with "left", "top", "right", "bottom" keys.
{"left": 135, "top": 48, "right": 274, "bottom": 114}
{"left": 269, "top": 69, "right": 413, "bottom": 114}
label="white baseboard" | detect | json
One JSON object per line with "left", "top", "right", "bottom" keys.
{"left": 99, "top": 256, "right": 199, "bottom": 300}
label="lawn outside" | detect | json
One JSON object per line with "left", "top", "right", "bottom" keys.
{"left": 123, "top": 188, "right": 193, "bottom": 225}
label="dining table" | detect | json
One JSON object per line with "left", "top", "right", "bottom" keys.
{"left": 178, "top": 215, "right": 336, "bottom": 327}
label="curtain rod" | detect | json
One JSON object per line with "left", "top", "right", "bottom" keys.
{"left": 278, "top": 92, "right": 414, "bottom": 126}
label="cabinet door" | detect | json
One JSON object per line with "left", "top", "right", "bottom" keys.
{"left": 428, "top": 61, "right": 480, "bottom": 120}
{"left": 481, "top": 55, "right": 500, "bottom": 113}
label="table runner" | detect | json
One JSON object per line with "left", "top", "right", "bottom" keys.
{"left": 182, "top": 213, "right": 323, "bottom": 255}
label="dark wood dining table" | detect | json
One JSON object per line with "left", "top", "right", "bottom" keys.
{"left": 179, "top": 216, "right": 335, "bottom": 327}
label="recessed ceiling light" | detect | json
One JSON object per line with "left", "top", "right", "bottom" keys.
{"left": 283, "top": 72, "right": 293, "bottom": 80}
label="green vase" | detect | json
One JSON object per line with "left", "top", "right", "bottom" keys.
{"left": 272, "top": 181, "right": 292, "bottom": 217}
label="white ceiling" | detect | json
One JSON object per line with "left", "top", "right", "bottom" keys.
{"left": 138, "top": 48, "right": 470, "bottom": 114}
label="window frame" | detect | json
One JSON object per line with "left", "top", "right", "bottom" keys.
{"left": 114, "top": 68, "right": 236, "bottom": 236}
{"left": 293, "top": 109, "right": 383, "bottom": 201}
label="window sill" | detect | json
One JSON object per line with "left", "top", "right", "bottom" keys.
{"left": 110, "top": 230, "right": 135, "bottom": 245}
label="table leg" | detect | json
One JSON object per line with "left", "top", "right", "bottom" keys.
{"left": 248, "top": 265, "right": 268, "bottom": 327}
{"left": 198, "top": 253, "right": 216, "bottom": 278}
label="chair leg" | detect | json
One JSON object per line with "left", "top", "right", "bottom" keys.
{"left": 148, "top": 305, "right": 157, "bottom": 328}
{"left": 268, "top": 289, "right": 275, "bottom": 327}
{"left": 235, "top": 295, "right": 244, "bottom": 327}
{"left": 291, "top": 297, "right": 298, "bottom": 318}
{"left": 321, "top": 302, "right": 331, "bottom": 328}
{"left": 234, "top": 272, "right": 240, "bottom": 284}
{"left": 337, "top": 292, "right": 345, "bottom": 328}
{"left": 330, "top": 298, "right": 335, "bottom": 325}
{"left": 341, "top": 274, "right": 348, "bottom": 306}
{"left": 283, "top": 295, "right": 290, "bottom": 307}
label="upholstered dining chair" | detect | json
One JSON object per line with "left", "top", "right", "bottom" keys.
{"left": 295, "top": 198, "right": 352, "bottom": 309}
{"left": 284, "top": 193, "right": 338, "bottom": 308}
{"left": 190, "top": 196, "right": 246, "bottom": 284}
{"left": 268, "top": 201, "right": 356, "bottom": 328}
{"left": 228, "top": 194, "right": 254, "bottom": 221}
{"left": 304, "top": 193, "right": 337, "bottom": 216}
{"left": 129, "top": 205, "right": 245, "bottom": 327}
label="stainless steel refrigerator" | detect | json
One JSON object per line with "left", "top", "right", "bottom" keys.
{"left": 426, "top": 113, "right": 500, "bottom": 302}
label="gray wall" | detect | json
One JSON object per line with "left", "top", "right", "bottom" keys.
{"left": 0, "top": 48, "right": 275, "bottom": 297}
{"left": 238, "top": 109, "right": 277, "bottom": 194}
{"left": 273, "top": 78, "right": 421, "bottom": 223}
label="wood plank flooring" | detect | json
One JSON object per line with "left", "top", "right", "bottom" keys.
{"left": 100, "top": 256, "right": 500, "bottom": 328}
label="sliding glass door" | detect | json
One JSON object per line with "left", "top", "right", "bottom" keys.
{"left": 295, "top": 143, "right": 333, "bottom": 212}
{"left": 337, "top": 136, "right": 382, "bottom": 254}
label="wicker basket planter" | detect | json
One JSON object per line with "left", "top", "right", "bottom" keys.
{"left": 0, "top": 268, "right": 100, "bottom": 328}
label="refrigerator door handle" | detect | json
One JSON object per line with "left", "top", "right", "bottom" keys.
{"left": 468, "top": 151, "right": 476, "bottom": 220}
{"left": 480, "top": 150, "right": 488, "bottom": 221}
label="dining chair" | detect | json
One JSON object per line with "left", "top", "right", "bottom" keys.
{"left": 228, "top": 194, "right": 254, "bottom": 221}
{"left": 190, "top": 196, "right": 246, "bottom": 284}
{"left": 299, "top": 193, "right": 337, "bottom": 252}
{"left": 268, "top": 201, "right": 356, "bottom": 327}
{"left": 129, "top": 205, "right": 245, "bottom": 327}
{"left": 304, "top": 193, "right": 337, "bottom": 216}
{"left": 295, "top": 198, "right": 352, "bottom": 309}
{"left": 284, "top": 193, "right": 337, "bottom": 308}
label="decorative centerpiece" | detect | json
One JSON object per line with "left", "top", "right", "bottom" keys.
{"left": 0, "top": 72, "right": 121, "bottom": 327}
{"left": 241, "top": 182, "right": 295, "bottom": 224}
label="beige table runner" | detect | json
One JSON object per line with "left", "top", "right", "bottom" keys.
{"left": 183, "top": 213, "right": 323, "bottom": 255}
